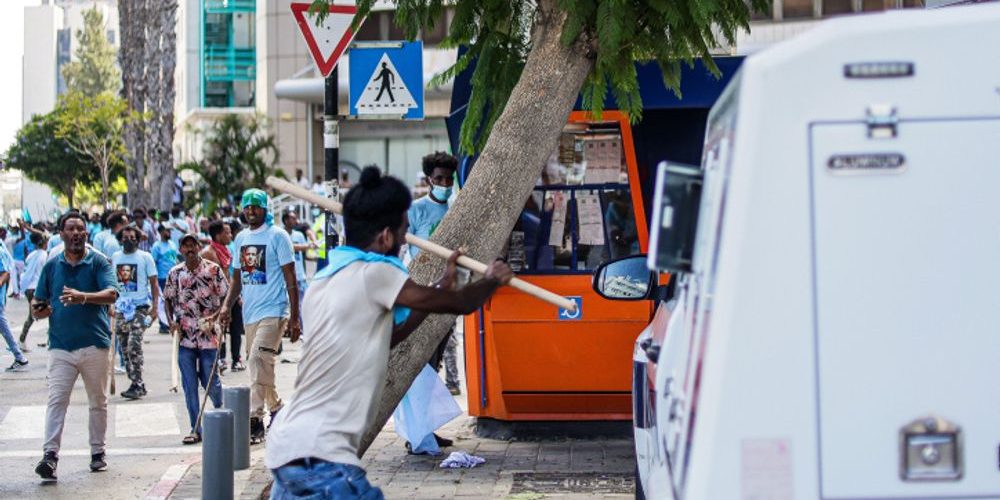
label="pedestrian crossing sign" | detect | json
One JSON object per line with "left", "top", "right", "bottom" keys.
{"left": 349, "top": 41, "right": 424, "bottom": 120}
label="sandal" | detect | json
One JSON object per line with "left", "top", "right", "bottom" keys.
{"left": 182, "top": 433, "right": 202, "bottom": 445}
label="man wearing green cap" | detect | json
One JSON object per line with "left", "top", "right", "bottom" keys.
{"left": 219, "top": 188, "right": 300, "bottom": 443}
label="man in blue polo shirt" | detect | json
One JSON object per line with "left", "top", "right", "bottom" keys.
{"left": 219, "top": 189, "right": 300, "bottom": 444}
{"left": 31, "top": 211, "right": 119, "bottom": 481}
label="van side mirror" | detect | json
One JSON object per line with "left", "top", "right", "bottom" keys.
{"left": 592, "top": 255, "right": 656, "bottom": 301}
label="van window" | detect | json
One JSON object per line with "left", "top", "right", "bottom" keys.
{"left": 507, "top": 123, "right": 641, "bottom": 274}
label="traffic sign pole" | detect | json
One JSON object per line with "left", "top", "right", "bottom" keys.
{"left": 324, "top": 68, "right": 339, "bottom": 252}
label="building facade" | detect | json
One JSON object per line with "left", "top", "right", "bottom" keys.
{"left": 15, "top": 0, "right": 119, "bottom": 221}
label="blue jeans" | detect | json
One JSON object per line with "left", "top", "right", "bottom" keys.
{"left": 271, "top": 459, "right": 383, "bottom": 500}
{"left": 0, "top": 301, "right": 25, "bottom": 363}
{"left": 178, "top": 346, "right": 221, "bottom": 433}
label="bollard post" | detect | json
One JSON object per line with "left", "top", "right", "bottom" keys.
{"left": 223, "top": 386, "right": 251, "bottom": 470}
{"left": 202, "top": 409, "right": 234, "bottom": 500}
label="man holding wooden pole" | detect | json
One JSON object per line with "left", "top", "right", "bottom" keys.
{"left": 265, "top": 167, "right": 513, "bottom": 499}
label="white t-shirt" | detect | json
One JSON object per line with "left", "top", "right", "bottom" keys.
{"left": 265, "top": 261, "right": 408, "bottom": 469}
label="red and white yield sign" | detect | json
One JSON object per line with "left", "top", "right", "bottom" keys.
{"left": 290, "top": 2, "right": 359, "bottom": 77}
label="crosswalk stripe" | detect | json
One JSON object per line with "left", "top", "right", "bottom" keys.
{"left": 116, "top": 403, "right": 181, "bottom": 437}
{"left": 0, "top": 405, "right": 46, "bottom": 439}
{"left": 0, "top": 446, "right": 198, "bottom": 458}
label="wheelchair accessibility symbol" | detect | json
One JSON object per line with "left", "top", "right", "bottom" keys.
{"left": 557, "top": 297, "right": 583, "bottom": 321}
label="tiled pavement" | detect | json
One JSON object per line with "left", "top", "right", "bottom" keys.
{"left": 167, "top": 414, "right": 636, "bottom": 499}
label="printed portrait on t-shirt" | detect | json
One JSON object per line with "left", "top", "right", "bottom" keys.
{"left": 241, "top": 244, "right": 267, "bottom": 285}
{"left": 116, "top": 263, "right": 138, "bottom": 292}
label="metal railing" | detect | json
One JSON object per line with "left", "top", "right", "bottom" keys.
{"left": 204, "top": 46, "right": 256, "bottom": 81}
{"left": 204, "top": 0, "right": 256, "bottom": 13}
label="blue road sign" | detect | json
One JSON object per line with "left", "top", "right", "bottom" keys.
{"left": 557, "top": 297, "right": 583, "bottom": 321}
{"left": 349, "top": 41, "right": 424, "bottom": 120}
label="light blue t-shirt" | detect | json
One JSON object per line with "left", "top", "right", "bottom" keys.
{"left": 111, "top": 250, "right": 157, "bottom": 306}
{"left": 150, "top": 240, "right": 179, "bottom": 280}
{"left": 233, "top": 225, "right": 295, "bottom": 324}
{"left": 290, "top": 229, "right": 307, "bottom": 282}
{"left": 0, "top": 245, "right": 12, "bottom": 306}
{"left": 92, "top": 229, "right": 121, "bottom": 258}
{"left": 47, "top": 234, "right": 62, "bottom": 251}
{"left": 407, "top": 195, "right": 450, "bottom": 258}
{"left": 168, "top": 218, "right": 190, "bottom": 246}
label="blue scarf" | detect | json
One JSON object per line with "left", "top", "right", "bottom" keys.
{"left": 314, "top": 246, "right": 411, "bottom": 325}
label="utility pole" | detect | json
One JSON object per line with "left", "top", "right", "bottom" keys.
{"left": 323, "top": 67, "right": 339, "bottom": 252}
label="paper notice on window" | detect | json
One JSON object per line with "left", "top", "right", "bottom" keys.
{"left": 577, "top": 192, "right": 605, "bottom": 245}
{"left": 584, "top": 137, "right": 623, "bottom": 184}
{"left": 548, "top": 192, "right": 567, "bottom": 247}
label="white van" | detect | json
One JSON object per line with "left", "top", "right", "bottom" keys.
{"left": 593, "top": 3, "right": 1000, "bottom": 499}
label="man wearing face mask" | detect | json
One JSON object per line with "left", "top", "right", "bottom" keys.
{"left": 111, "top": 224, "right": 159, "bottom": 399}
{"left": 407, "top": 152, "right": 462, "bottom": 395}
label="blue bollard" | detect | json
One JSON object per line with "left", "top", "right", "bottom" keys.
{"left": 202, "top": 409, "right": 234, "bottom": 500}
{"left": 223, "top": 386, "right": 251, "bottom": 471}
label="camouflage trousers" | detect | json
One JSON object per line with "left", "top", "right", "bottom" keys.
{"left": 114, "top": 307, "right": 151, "bottom": 386}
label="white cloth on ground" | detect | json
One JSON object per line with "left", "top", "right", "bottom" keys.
{"left": 439, "top": 451, "right": 486, "bottom": 469}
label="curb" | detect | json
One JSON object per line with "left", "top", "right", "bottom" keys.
{"left": 145, "top": 455, "right": 201, "bottom": 500}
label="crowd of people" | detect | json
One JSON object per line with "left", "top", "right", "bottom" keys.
{"left": 1, "top": 152, "right": 497, "bottom": 499}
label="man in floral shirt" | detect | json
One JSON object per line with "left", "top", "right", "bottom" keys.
{"left": 163, "top": 234, "right": 229, "bottom": 444}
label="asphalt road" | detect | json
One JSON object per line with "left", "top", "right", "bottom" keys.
{"left": 0, "top": 296, "right": 270, "bottom": 499}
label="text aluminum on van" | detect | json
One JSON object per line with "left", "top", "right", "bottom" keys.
{"left": 827, "top": 153, "right": 906, "bottom": 172}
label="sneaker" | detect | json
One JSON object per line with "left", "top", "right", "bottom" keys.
{"left": 447, "top": 385, "right": 461, "bottom": 396}
{"left": 18, "top": 342, "right": 31, "bottom": 353}
{"left": 89, "top": 452, "right": 107, "bottom": 472}
{"left": 231, "top": 361, "right": 246, "bottom": 372}
{"left": 35, "top": 451, "right": 58, "bottom": 481}
{"left": 5, "top": 359, "right": 29, "bottom": 372}
{"left": 217, "top": 359, "right": 228, "bottom": 375}
{"left": 121, "top": 384, "right": 143, "bottom": 400}
{"left": 250, "top": 417, "right": 266, "bottom": 444}
{"left": 37, "top": 341, "right": 47, "bottom": 348}
{"left": 137, "top": 384, "right": 147, "bottom": 397}
{"left": 114, "top": 366, "right": 126, "bottom": 375}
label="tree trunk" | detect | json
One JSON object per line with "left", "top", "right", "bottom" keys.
{"left": 100, "top": 162, "right": 110, "bottom": 209}
{"left": 66, "top": 186, "right": 75, "bottom": 210}
{"left": 358, "top": 0, "right": 595, "bottom": 456}
{"left": 156, "top": 1, "right": 178, "bottom": 211}
{"left": 144, "top": 0, "right": 163, "bottom": 211}
{"left": 120, "top": 0, "right": 149, "bottom": 210}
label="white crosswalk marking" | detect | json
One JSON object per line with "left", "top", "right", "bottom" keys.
{"left": 115, "top": 403, "right": 180, "bottom": 437}
{"left": 0, "top": 405, "right": 46, "bottom": 439}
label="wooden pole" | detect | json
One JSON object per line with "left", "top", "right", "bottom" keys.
{"left": 266, "top": 176, "right": 578, "bottom": 312}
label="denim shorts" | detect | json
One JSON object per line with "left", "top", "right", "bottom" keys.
{"left": 270, "top": 458, "right": 383, "bottom": 500}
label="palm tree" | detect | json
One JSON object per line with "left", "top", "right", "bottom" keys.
{"left": 179, "top": 114, "right": 284, "bottom": 213}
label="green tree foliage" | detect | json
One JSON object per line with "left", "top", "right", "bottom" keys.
{"left": 62, "top": 6, "right": 121, "bottom": 97}
{"left": 4, "top": 113, "right": 99, "bottom": 209}
{"left": 311, "top": 0, "right": 766, "bottom": 153}
{"left": 54, "top": 91, "right": 129, "bottom": 208}
{"left": 178, "top": 114, "right": 284, "bottom": 214}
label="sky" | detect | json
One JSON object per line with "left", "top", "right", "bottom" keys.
{"left": 0, "top": 1, "right": 36, "bottom": 153}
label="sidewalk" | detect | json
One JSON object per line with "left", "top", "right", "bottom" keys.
{"left": 164, "top": 414, "right": 636, "bottom": 499}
